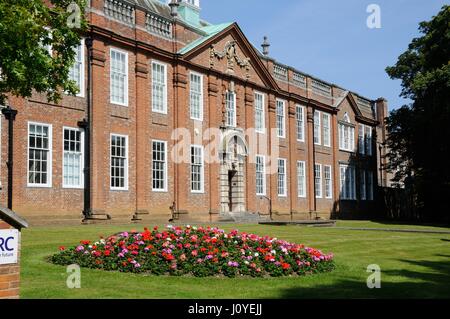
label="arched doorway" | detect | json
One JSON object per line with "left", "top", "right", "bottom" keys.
{"left": 219, "top": 130, "right": 248, "bottom": 215}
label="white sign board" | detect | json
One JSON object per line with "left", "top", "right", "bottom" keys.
{"left": 0, "top": 229, "right": 19, "bottom": 265}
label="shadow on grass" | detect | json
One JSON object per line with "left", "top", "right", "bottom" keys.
{"left": 369, "top": 219, "right": 450, "bottom": 229}
{"left": 281, "top": 257, "right": 450, "bottom": 299}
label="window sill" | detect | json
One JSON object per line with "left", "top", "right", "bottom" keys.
{"left": 152, "top": 189, "right": 168, "bottom": 193}
{"left": 62, "top": 186, "right": 84, "bottom": 190}
{"left": 153, "top": 109, "right": 168, "bottom": 115}
{"left": 110, "top": 188, "right": 129, "bottom": 192}
{"left": 339, "top": 148, "right": 355, "bottom": 154}
{"left": 111, "top": 101, "right": 129, "bottom": 107}
{"left": 27, "top": 185, "right": 53, "bottom": 189}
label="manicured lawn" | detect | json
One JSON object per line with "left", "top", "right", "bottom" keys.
{"left": 20, "top": 221, "right": 450, "bottom": 299}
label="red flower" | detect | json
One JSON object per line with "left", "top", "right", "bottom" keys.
{"left": 59, "top": 246, "right": 65, "bottom": 251}
{"left": 191, "top": 250, "right": 198, "bottom": 257}
{"left": 282, "top": 263, "right": 291, "bottom": 270}
{"left": 104, "top": 250, "right": 111, "bottom": 256}
{"left": 80, "top": 240, "right": 91, "bottom": 245}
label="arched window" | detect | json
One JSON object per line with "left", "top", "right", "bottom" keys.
{"left": 339, "top": 113, "right": 355, "bottom": 152}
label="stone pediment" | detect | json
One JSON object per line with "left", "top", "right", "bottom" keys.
{"left": 180, "top": 23, "right": 279, "bottom": 90}
{"left": 209, "top": 40, "right": 251, "bottom": 79}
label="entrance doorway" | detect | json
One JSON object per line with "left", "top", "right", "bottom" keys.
{"left": 228, "top": 170, "right": 237, "bottom": 212}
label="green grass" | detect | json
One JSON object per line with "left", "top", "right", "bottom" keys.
{"left": 20, "top": 221, "right": 450, "bottom": 299}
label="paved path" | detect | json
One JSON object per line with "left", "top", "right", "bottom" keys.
{"left": 333, "top": 227, "right": 450, "bottom": 235}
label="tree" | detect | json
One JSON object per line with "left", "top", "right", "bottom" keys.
{"left": 0, "top": 0, "right": 87, "bottom": 105}
{"left": 385, "top": 5, "right": 450, "bottom": 222}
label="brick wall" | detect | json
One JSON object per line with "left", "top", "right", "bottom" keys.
{"left": 0, "top": 0, "right": 385, "bottom": 223}
{"left": 0, "top": 219, "right": 20, "bottom": 299}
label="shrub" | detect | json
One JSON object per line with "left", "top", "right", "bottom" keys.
{"left": 50, "top": 225, "right": 335, "bottom": 278}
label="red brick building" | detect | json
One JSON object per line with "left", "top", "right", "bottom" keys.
{"left": 0, "top": 0, "right": 389, "bottom": 224}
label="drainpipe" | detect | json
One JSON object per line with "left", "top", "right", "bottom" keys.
{"left": 78, "top": 37, "right": 93, "bottom": 219}
{"left": 1, "top": 106, "right": 18, "bottom": 210}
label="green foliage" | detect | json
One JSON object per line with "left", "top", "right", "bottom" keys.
{"left": 49, "top": 226, "right": 335, "bottom": 278}
{"left": 385, "top": 5, "right": 450, "bottom": 221}
{"left": 0, "top": 0, "right": 87, "bottom": 105}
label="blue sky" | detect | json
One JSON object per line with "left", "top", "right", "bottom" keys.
{"left": 201, "top": 0, "right": 448, "bottom": 111}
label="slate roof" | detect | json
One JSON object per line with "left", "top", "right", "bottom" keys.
{"left": 178, "top": 22, "right": 233, "bottom": 55}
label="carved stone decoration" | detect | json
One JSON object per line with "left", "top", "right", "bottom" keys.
{"left": 210, "top": 41, "right": 251, "bottom": 79}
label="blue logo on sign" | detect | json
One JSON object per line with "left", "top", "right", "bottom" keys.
{"left": 0, "top": 236, "right": 14, "bottom": 252}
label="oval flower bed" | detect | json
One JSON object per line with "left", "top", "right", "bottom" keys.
{"left": 50, "top": 225, "right": 335, "bottom": 278}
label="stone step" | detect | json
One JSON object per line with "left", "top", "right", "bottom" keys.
{"left": 219, "top": 212, "right": 270, "bottom": 223}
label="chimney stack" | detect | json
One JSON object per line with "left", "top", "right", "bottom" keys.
{"left": 261, "top": 36, "right": 270, "bottom": 56}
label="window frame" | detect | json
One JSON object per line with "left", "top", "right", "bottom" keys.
{"left": 366, "top": 126, "right": 373, "bottom": 156}
{"left": 297, "top": 160, "right": 306, "bottom": 198}
{"left": 27, "top": 121, "right": 53, "bottom": 188}
{"left": 277, "top": 158, "right": 287, "bottom": 197}
{"left": 360, "top": 169, "right": 367, "bottom": 200}
{"left": 314, "top": 110, "right": 321, "bottom": 145}
{"left": 315, "top": 163, "right": 322, "bottom": 199}
{"left": 62, "top": 126, "right": 84, "bottom": 189}
{"left": 109, "top": 47, "right": 129, "bottom": 107}
{"left": 339, "top": 123, "right": 355, "bottom": 152}
{"left": 190, "top": 145, "right": 205, "bottom": 194}
{"left": 254, "top": 91, "right": 265, "bottom": 134}
{"left": 340, "top": 164, "right": 356, "bottom": 200}
{"left": 296, "top": 105, "right": 305, "bottom": 142}
{"left": 323, "top": 113, "right": 331, "bottom": 147}
{"left": 68, "top": 38, "right": 85, "bottom": 98}
{"left": 189, "top": 71, "right": 204, "bottom": 121}
{"left": 110, "top": 133, "right": 129, "bottom": 191}
{"left": 151, "top": 60, "right": 168, "bottom": 114}
{"left": 225, "top": 91, "right": 237, "bottom": 127}
{"left": 152, "top": 139, "right": 168, "bottom": 193}
{"left": 358, "top": 124, "right": 365, "bottom": 155}
{"left": 276, "top": 99, "right": 286, "bottom": 138}
{"left": 255, "top": 155, "right": 266, "bottom": 196}
{"left": 324, "top": 165, "right": 333, "bottom": 199}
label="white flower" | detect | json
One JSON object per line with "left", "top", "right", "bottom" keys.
{"left": 271, "top": 250, "right": 276, "bottom": 255}
{"left": 244, "top": 261, "right": 249, "bottom": 265}
{"left": 254, "top": 253, "right": 259, "bottom": 257}
{"left": 193, "top": 226, "right": 198, "bottom": 230}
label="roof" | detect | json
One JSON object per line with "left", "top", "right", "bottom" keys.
{"left": 0, "top": 206, "right": 28, "bottom": 230}
{"left": 178, "top": 22, "right": 234, "bottom": 55}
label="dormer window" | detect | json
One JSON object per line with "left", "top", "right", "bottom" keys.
{"left": 339, "top": 113, "right": 355, "bottom": 152}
